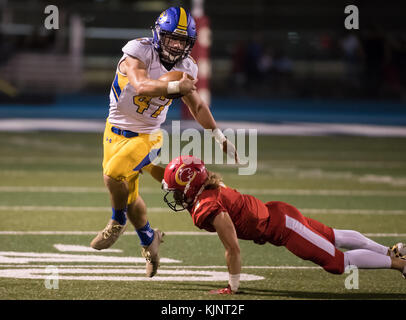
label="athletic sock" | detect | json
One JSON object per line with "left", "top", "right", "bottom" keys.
{"left": 136, "top": 221, "right": 155, "bottom": 246}
{"left": 344, "top": 249, "right": 392, "bottom": 269}
{"left": 111, "top": 208, "right": 127, "bottom": 225}
{"left": 333, "top": 229, "right": 389, "bottom": 255}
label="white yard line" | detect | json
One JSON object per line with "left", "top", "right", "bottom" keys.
{"left": 53, "top": 244, "right": 122, "bottom": 253}
{"left": 0, "top": 264, "right": 320, "bottom": 270}
{"left": 364, "top": 233, "right": 406, "bottom": 237}
{"left": 238, "top": 189, "right": 406, "bottom": 196}
{"left": 1, "top": 185, "right": 406, "bottom": 196}
{"left": 1, "top": 157, "right": 404, "bottom": 167}
{"left": 0, "top": 251, "right": 180, "bottom": 264}
{"left": 0, "top": 186, "right": 108, "bottom": 193}
{"left": 0, "top": 205, "right": 405, "bottom": 215}
{"left": 0, "top": 268, "right": 264, "bottom": 281}
{"left": 0, "top": 170, "right": 98, "bottom": 176}
{"left": 0, "top": 231, "right": 210, "bottom": 235}
{"left": 0, "top": 206, "right": 112, "bottom": 212}
{"left": 2, "top": 119, "right": 406, "bottom": 137}
{"left": 300, "top": 209, "right": 406, "bottom": 215}
{"left": 0, "top": 231, "right": 404, "bottom": 237}
{"left": 0, "top": 249, "right": 265, "bottom": 281}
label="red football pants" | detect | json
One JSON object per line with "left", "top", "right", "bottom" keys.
{"left": 267, "top": 201, "right": 345, "bottom": 274}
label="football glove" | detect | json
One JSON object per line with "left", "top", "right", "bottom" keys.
{"left": 213, "top": 128, "right": 240, "bottom": 164}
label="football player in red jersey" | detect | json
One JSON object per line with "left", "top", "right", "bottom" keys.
{"left": 162, "top": 155, "right": 406, "bottom": 294}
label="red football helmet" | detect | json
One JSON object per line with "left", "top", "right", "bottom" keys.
{"left": 162, "top": 155, "right": 208, "bottom": 211}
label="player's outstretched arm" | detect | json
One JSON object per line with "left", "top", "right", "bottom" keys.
{"left": 121, "top": 56, "right": 196, "bottom": 97}
{"left": 211, "top": 211, "right": 241, "bottom": 294}
{"left": 182, "top": 92, "right": 240, "bottom": 163}
{"left": 181, "top": 90, "right": 216, "bottom": 129}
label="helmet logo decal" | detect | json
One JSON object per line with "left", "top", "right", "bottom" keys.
{"left": 175, "top": 164, "right": 196, "bottom": 186}
{"left": 158, "top": 11, "right": 168, "bottom": 23}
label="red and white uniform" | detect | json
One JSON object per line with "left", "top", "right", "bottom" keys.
{"left": 189, "top": 185, "right": 345, "bottom": 274}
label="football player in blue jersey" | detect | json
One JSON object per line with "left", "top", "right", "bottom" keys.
{"left": 90, "top": 7, "right": 239, "bottom": 277}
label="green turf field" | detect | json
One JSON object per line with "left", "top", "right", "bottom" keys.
{"left": 0, "top": 131, "right": 405, "bottom": 300}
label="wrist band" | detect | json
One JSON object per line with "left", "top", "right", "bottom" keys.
{"left": 213, "top": 128, "right": 226, "bottom": 144}
{"left": 167, "top": 81, "right": 180, "bottom": 94}
{"left": 229, "top": 273, "right": 240, "bottom": 292}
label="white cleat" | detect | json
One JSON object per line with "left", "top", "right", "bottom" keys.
{"left": 90, "top": 219, "right": 127, "bottom": 250}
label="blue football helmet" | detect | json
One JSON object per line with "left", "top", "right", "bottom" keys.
{"left": 152, "top": 7, "right": 197, "bottom": 64}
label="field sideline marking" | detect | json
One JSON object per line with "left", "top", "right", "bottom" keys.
{"left": 0, "top": 231, "right": 404, "bottom": 237}
{"left": 0, "top": 205, "right": 405, "bottom": 216}
{"left": 1, "top": 186, "right": 406, "bottom": 196}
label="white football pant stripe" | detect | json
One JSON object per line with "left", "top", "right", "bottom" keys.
{"left": 285, "top": 215, "right": 336, "bottom": 257}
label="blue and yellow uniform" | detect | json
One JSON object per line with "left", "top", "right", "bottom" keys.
{"left": 104, "top": 35, "right": 197, "bottom": 203}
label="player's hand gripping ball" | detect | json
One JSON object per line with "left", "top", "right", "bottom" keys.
{"left": 159, "top": 71, "right": 195, "bottom": 99}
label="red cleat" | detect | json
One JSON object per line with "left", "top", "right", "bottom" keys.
{"left": 209, "top": 285, "right": 235, "bottom": 295}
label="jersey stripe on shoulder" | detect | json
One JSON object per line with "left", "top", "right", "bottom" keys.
{"left": 111, "top": 72, "right": 129, "bottom": 101}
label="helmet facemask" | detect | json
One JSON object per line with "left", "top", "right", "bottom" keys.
{"left": 154, "top": 27, "right": 195, "bottom": 64}
{"left": 162, "top": 176, "right": 204, "bottom": 212}
{"left": 163, "top": 189, "right": 191, "bottom": 212}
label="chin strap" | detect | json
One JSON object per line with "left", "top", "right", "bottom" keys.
{"left": 190, "top": 184, "right": 206, "bottom": 207}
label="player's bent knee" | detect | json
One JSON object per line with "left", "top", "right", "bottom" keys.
{"left": 352, "top": 231, "right": 369, "bottom": 248}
